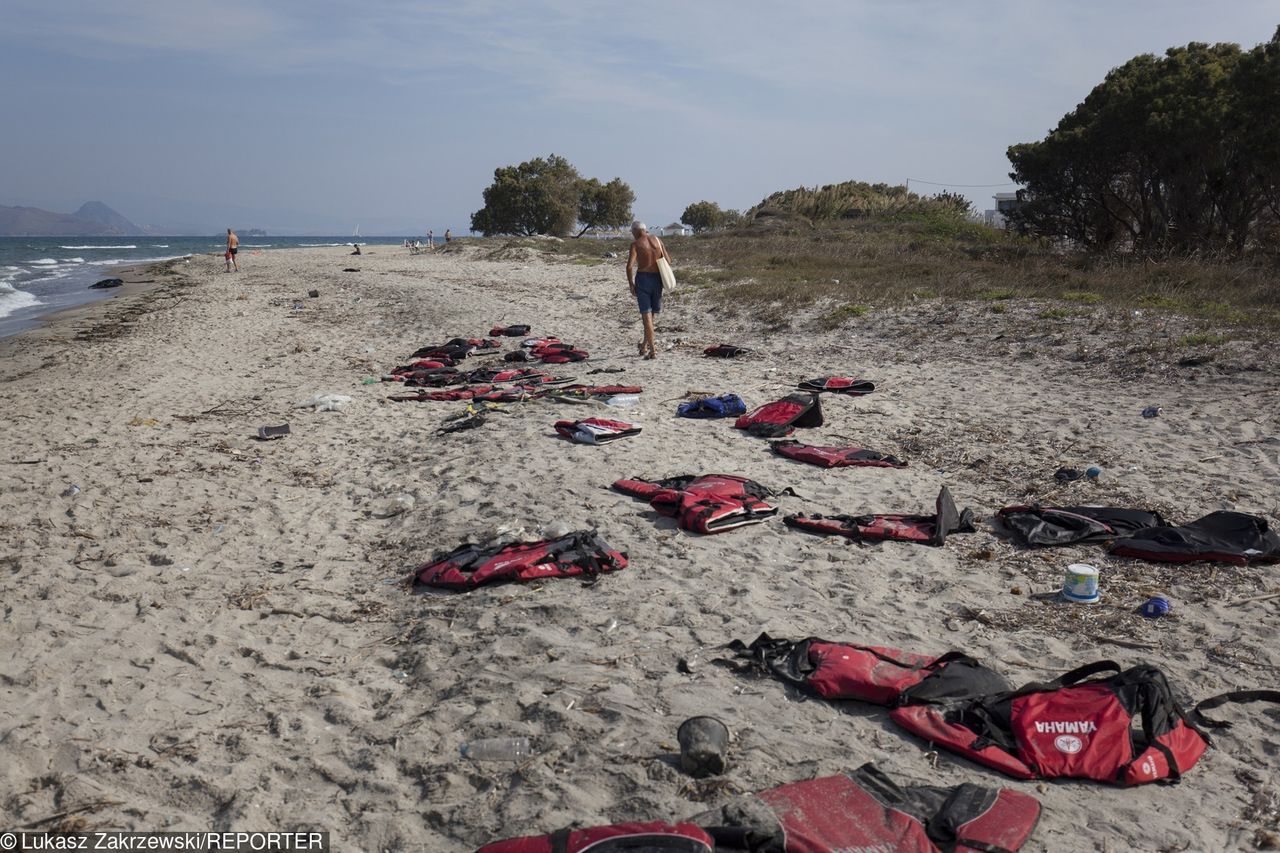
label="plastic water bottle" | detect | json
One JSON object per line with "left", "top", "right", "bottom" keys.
{"left": 460, "top": 737, "right": 531, "bottom": 762}
{"left": 371, "top": 493, "right": 415, "bottom": 518}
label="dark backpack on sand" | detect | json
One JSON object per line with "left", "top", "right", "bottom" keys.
{"left": 677, "top": 393, "right": 748, "bottom": 419}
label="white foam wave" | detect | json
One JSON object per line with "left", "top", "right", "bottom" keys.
{"left": 60, "top": 257, "right": 85, "bottom": 264}
{"left": 150, "top": 244, "right": 169, "bottom": 248}
{"left": 60, "top": 244, "right": 138, "bottom": 249}
{"left": 241, "top": 243, "right": 273, "bottom": 248}
{"left": 299, "top": 242, "right": 345, "bottom": 247}
{"left": 0, "top": 282, "right": 41, "bottom": 318}
{"left": 28, "top": 258, "right": 59, "bottom": 265}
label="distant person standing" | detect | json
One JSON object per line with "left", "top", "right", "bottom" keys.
{"left": 226, "top": 228, "right": 239, "bottom": 272}
{"left": 626, "top": 220, "right": 670, "bottom": 360}
{"left": 444, "top": 229, "right": 452, "bottom": 243}
{"left": 427, "top": 229, "right": 434, "bottom": 249}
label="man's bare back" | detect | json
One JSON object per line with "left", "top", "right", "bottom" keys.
{"left": 628, "top": 234, "right": 665, "bottom": 275}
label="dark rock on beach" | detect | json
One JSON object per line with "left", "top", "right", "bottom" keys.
{"left": 89, "top": 278, "right": 125, "bottom": 289}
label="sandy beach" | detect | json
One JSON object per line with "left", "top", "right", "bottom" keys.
{"left": 1, "top": 242, "right": 1277, "bottom": 850}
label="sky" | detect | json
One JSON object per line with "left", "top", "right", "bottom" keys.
{"left": 0, "top": 1, "right": 1276, "bottom": 235}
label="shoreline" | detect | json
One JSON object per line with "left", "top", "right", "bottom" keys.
{"left": 0, "top": 243, "right": 1276, "bottom": 849}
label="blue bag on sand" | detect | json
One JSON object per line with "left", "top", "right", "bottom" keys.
{"left": 677, "top": 394, "right": 748, "bottom": 419}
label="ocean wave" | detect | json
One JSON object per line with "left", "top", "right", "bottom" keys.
{"left": 28, "top": 258, "right": 59, "bottom": 265}
{"left": 299, "top": 242, "right": 345, "bottom": 247}
{"left": 60, "top": 244, "right": 138, "bottom": 249}
{"left": 150, "top": 244, "right": 169, "bottom": 248}
{"left": 94, "top": 254, "right": 188, "bottom": 266}
{"left": 60, "top": 257, "right": 86, "bottom": 264}
{"left": 241, "top": 243, "right": 273, "bottom": 248}
{"left": 0, "top": 283, "right": 41, "bottom": 318}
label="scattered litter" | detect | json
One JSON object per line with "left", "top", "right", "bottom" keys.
{"left": 460, "top": 737, "right": 531, "bottom": 762}
{"left": 1139, "top": 596, "right": 1171, "bottom": 618}
{"left": 605, "top": 394, "right": 640, "bottom": 408}
{"left": 307, "top": 289, "right": 320, "bottom": 298}
{"left": 1085, "top": 466, "right": 1102, "bottom": 479}
{"left": 1141, "top": 406, "right": 1162, "bottom": 419}
{"left": 371, "top": 493, "right": 415, "bottom": 518}
{"left": 1061, "top": 563, "right": 1100, "bottom": 603}
{"left": 257, "top": 423, "right": 291, "bottom": 440}
{"left": 392, "top": 670, "right": 409, "bottom": 681}
{"left": 361, "top": 377, "right": 378, "bottom": 385}
{"left": 296, "top": 393, "right": 352, "bottom": 412}
{"left": 677, "top": 716, "right": 730, "bottom": 778}
{"left": 1054, "top": 467, "right": 1084, "bottom": 482}
{"left": 128, "top": 417, "right": 161, "bottom": 427}
{"left": 212, "top": 523, "right": 225, "bottom": 534}
{"left": 60, "top": 484, "right": 81, "bottom": 497}
{"left": 540, "top": 520, "right": 575, "bottom": 539}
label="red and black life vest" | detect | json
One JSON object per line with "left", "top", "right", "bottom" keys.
{"left": 553, "top": 384, "right": 642, "bottom": 398}
{"left": 728, "top": 633, "right": 1011, "bottom": 707}
{"left": 477, "top": 822, "right": 713, "bottom": 853}
{"left": 771, "top": 439, "right": 906, "bottom": 469}
{"left": 554, "top": 418, "right": 641, "bottom": 444}
{"left": 890, "top": 661, "right": 1280, "bottom": 785}
{"left": 415, "top": 530, "right": 627, "bottom": 590}
{"left": 797, "top": 376, "right": 876, "bottom": 395}
{"left": 734, "top": 392, "right": 823, "bottom": 438}
{"left": 785, "top": 486, "right": 974, "bottom": 546}
{"left": 489, "top": 324, "right": 532, "bottom": 337}
{"left": 465, "top": 367, "right": 548, "bottom": 384}
{"left": 613, "top": 474, "right": 781, "bottom": 534}
{"left": 696, "top": 764, "right": 1041, "bottom": 852}
{"left": 997, "top": 504, "right": 1166, "bottom": 547}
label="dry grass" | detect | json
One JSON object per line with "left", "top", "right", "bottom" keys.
{"left": 542, "top": 215, "right": 1279, "bottom": 330}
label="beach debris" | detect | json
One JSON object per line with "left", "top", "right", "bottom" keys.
{"left": 257, "top": 423, "right": 290, "bottom": 441}
{"left": 540, "top": 520, "right": 575, "bottom": 539}
{"left": 370, "top": 493, "right": 415, "bottom": 518}
{"left": 677, "top": 716, "right": 730, "bottom": 778}
{"left": 1061, "top": 563, "right": 1100, "bottom": 603}
{"left": 1053, "top": 467, "right": 1084, "bottom": 482}
{"left": 605, "top": 394, "right": 640, "bottom": 408}
{"left": 128, "top": 417, "right": 161, "bottom": 427}
{"left": 296, "top": 393, "right": 351, "bottom": 412}
{"left": 460, "top": 736, "right": 531, "bottom": 762}
{"left": 307, "top": 289, "right": 320, "bottom": 298}
{"left": 1086, "top": 465, "right": 1102, "bottom": 479}
{"left": 60, "top": 484, "right": 81, "bottom": 497}
{"left": 361, "top": 377, "right": 378, "bottom": 385}
{"left": 1139, "top": 595, "right": 1172, "bottom": 618}
{"left": 342, "top": 267, "right": 360, "bottom": 272}
{"left": 1141, "top": 405, "right": 1163, "bottom": 418}
{"left": 89, "top": 277, "right": 124, "bottom": 289}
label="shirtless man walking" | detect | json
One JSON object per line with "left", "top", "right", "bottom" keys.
{"left": 626, "top": 220, "right": 671, "bottom": 360}
{"left": 226, "top": 228, "right": 239, "bottom": 272}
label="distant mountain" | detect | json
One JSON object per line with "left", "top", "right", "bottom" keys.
{"left": 0, "top": 201, "right": 147, "bottom": 236}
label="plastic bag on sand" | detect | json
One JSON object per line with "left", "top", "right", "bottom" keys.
{"left": 297, "top": 393, "right": 352, "bottom": 412}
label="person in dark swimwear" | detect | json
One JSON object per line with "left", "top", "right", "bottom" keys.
{"left": 226, "top": 229, "right": 239, "bottom": 272}
{"left": 626, "top": 220, "right": 670, "bottom": 359}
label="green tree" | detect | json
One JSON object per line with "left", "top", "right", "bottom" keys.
{"left": 471, "top": 154, "right": 583, "bottom": 237}
{"left": 681, "top": 200, "right": 728, "bottom": 232}
{"left": 576, "top": 177, "right": 635, "bottom": 237}
{"left": 1007, "top": 28, "right": 1280, "bottom": 254}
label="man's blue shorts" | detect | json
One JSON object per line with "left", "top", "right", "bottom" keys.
{"left": 634, "top": 271, "right": 663, "bottom": 314}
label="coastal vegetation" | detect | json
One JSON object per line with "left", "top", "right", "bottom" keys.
{"left": 470, "top": 154, "right": 634, "bottom": 238}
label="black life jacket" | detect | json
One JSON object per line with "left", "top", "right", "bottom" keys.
{"left": 734, "top": 392, "right": 823, "bottom": 438}
{"left": 504, "top": 349, "right": 531, "bottom": 362}
{"left": 489, "top": 324, "right": 532, "bottom": 337}
{"left": 411, "top": 343, "right": 472, "bottom": 362}
{"left": 554, "top": 418, "right": 641, "bottom": 444}
{"left": 477, "top": 822, "right": 713, "bottom": 853}
{"left": 415, "top": 530, "right": 627, "bottom": 589}
{"left": 1110, "top": 511, "right": 1280, "bottom": 565}
{"left": 785, "top": 486, "right": 974, "bottom": 546}
{"left": 401, "top": 368, "right": 465, "bottom": 388}
{"left": 771, "top": 439, "right": 906, "bottom": 469}
{"left": 996, "top": 505, "right": 1166, "bottom": 547}
{"left": 890, "top": 662, "right": 1280, "bottom": 786}
{"left": 696, "top": 763, "right": 1042, "bottom": 853}
{"left": 704, "top": 344, "right": 749, "bottom": 358}
{"left": 613, "top": 474, "right": 780, "bottom": 534}
{"left": 797, "top": 376, "right": 876, "bottom": 395}
{"left": 727, "top": 633, "right": 1010, "bottom": 707}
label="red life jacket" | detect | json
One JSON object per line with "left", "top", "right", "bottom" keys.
{"left": 697, "top": 764, "right": 1042, "bottom": 853}
{"left": 771, "top": 439, "right": 907, "bottom": 469}
{"left": 889, "top": 662, "right": 1280, "bottom": 785}
{"left": 415, "top": 530, "right": 627, "bottom": 590}
{"left": 704, "top": 344, "right": 749, "bottom": 358}
{"left": 554, "top": 418, "right": 641, "bottom": 444}
{"left": 797, "top": 375, "right": 876, "bottom": 395}
{"left": 477, "top": 822, "right": 713, "bottom": 853}
{"left": 734, "top": 392, "right": 823, "bottom": 438}
{"left": 614, "top": 474, "right": 780, "bottom": 534}
{"left": 785, "top": 487, "right": 974, "bottom": 546}
{"left": 465, "top": 367, "right": 547, "bottom": 384}
{"left": 728, "top": 633, "right": 1010, "bottom": 706}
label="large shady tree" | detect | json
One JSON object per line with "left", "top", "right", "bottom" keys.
{"left": 471, "top": 154, "right": 635, "bottom": 237}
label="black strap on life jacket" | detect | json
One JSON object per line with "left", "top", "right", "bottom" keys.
{"left": 1190, "top": 690, "right": 1280, "bottom": 729}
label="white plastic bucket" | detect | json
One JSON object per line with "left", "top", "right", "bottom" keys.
{"left": 1062, "top": 564, "right": 1100, "bottom": 603}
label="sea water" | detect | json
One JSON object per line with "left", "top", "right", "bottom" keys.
{"left": 0, "top": 235, "right": 407, "bottom": 339}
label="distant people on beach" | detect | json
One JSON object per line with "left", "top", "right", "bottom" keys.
{"left": 226, "top": 229, "right": 239, "bottom": 272}
{"left": 427, "top": 230, "right": 434, "bottom": 249}
{"left": 351, "top": 243, "right": 362, "bottom": 256}
{"left": 444, "top": 229, "right": 452, "bottom": 243}
{"left": 627, "top": 220, "right": 670, "bottom": 360}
